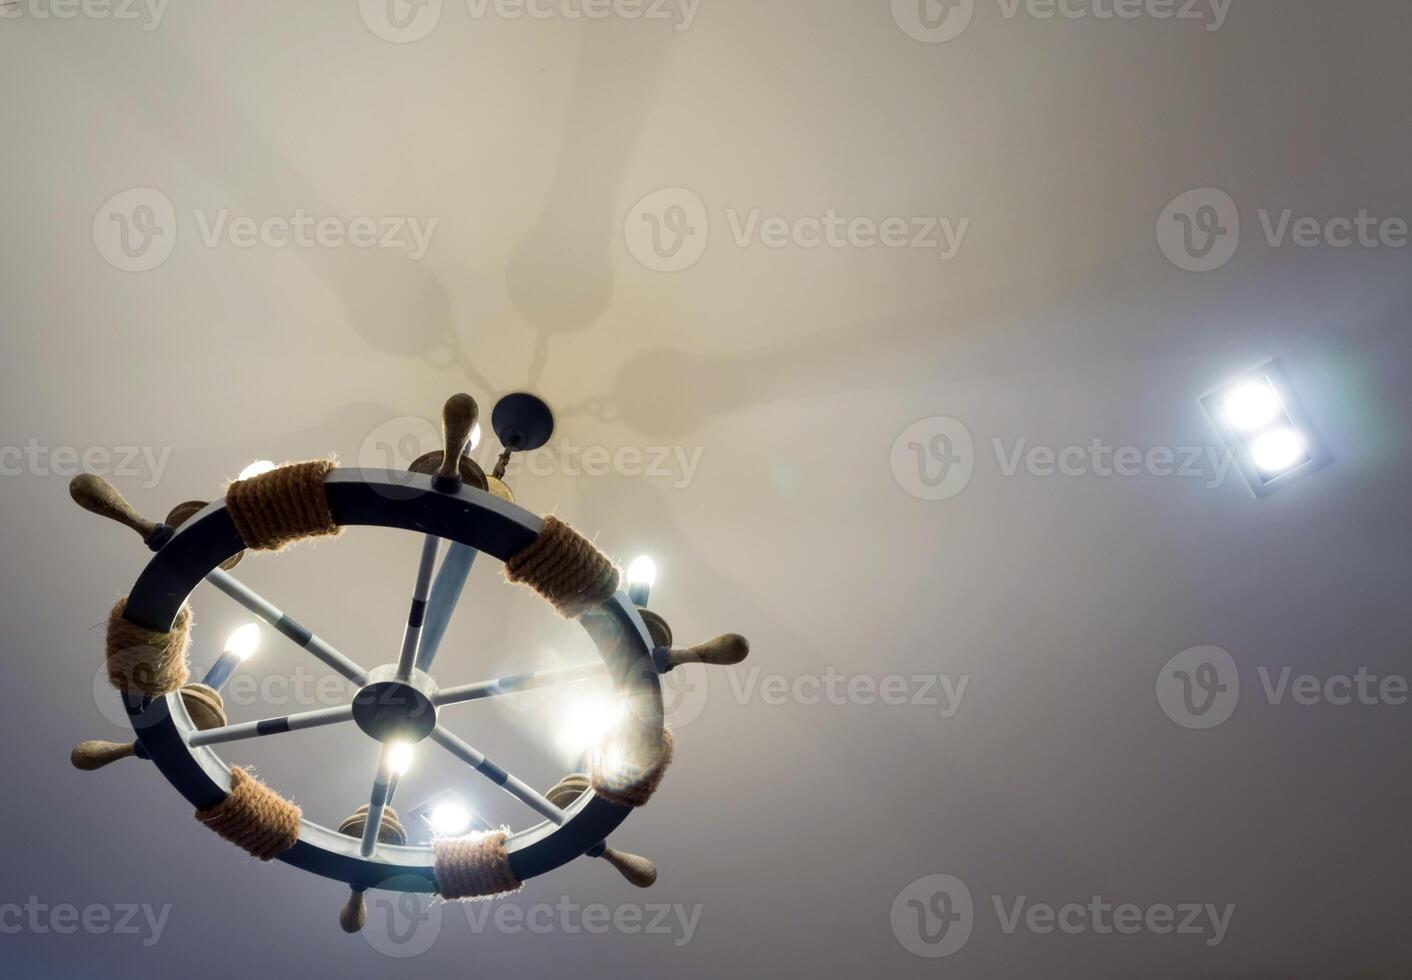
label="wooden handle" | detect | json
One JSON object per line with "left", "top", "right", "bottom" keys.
{"left": 69, "top": 474, "right": 158, "bottom": 539}
{"left": 339, "top": 889, "right": 366, "bottom": 933}
{"left": 71, "top": 740, "right": 137, "bottom": 771}
{"left": 661, "top": 634, "right": 750, "bottom": 671}
{"left": 438, "top": 393, "right": 479, "bottom": 479}
{"left": 600, "top": 846, "right": 657, "bottom": 888}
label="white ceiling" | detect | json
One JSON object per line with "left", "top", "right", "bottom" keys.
{"left": 3, "top": 1, "right": 1411, "bottom": 976}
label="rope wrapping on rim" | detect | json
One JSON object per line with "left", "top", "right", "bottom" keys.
{"left": 433, "top": 829, "right": 521, "bottom": 900}
{"left": 225, "top": 459, "right": 341, "bottom": 552}
{"left": 194, "top": 767, "right": 301, "bottom": 861}
{"left": 105, "top": 597, "right": 192, "bottom": 696}
{"left": 503, "top": 515, "right": 620, "bottom": 618}
{"left": 591, "top": 727, "right": 674, "bottom": 808}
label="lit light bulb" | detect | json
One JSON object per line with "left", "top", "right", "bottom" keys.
{"left": 238, "top": 459, "right": 276, "bottom": 481}
{"left": 388, "top": 742, "right": 415, "bottom": 777}
{"left": 626, "top": 555, "right": 657, "bottom": 607}
{"left": 468, "top": 422, "right": 482, "bottom": 453}
{"left": 555, "top": 695, "right": 626, "bottom": 758}
{"left": 627, "top": 556, "right": 657, "bottom": 589}
{"left": 224, "top": 623, "right": 261, "bottom": 661}
{"left": 1222, "top": 380, "right": 1282, "bottom": 433}
{"left": 429, "top": 801, "right": 472, "bottom": 836}
{"left": 1249, "top": 428, "right": 1308, "bottom": 474}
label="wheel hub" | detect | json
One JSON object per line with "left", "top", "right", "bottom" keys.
{"left": 351, "top": 665, "right": 439, "bottom": 743}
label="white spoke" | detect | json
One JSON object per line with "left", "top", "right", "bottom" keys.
{"left": 430, "top": 728, "right": 566, "bottom": 826}
{"left": 205, "top": 568, "right": 368, "bottom": 684}
{"left": 416, "top": 542, "right": 479, "bottom": 674}
{"left": 360, "top": 745, "right": 397, "bottom": 857}
{"left": 393, "top": 536, "right": 441, "bottom": 681}
{"left": 433, "top": 662, "right": 604, "bottom": 707}
{"left": 187, "top": 703, "right": 356, "bottom": 747}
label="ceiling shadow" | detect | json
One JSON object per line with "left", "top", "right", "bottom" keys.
{"left": 41, "top": 27, "right": 496, "bottom": 386}
{"left": 505, "top": 21, "right": 675, "bottom": 389}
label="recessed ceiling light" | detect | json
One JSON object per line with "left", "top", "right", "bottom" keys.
{"left": 1200, "top": 359, "right": 1330, "bottom": 497}
{"left": 428, "top": 801, "right": 473, "bottom": 836}
{"left": 404, "top": 790, "right": 488, "bottom": 841}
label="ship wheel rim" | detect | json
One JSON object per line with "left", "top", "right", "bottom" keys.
{"left": 119, "top": 468, "right": 660, "bottom": 893}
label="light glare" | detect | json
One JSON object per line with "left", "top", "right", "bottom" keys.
{"left": 224, "top": 623, "right": 261, "bottom": 661}
{"left": 388, "top": 742, "right": 415, "bottom": 777}
{"left": 1222, "top": 380, "right": 1282, "bottom": 433}
{"left": 1249, "top": 428, "right": 1308, "bottom": 474}
{"left": 555, "top": 695, "right": 626, "bottom": 757}
{"left": 428, "top": 801, "right": 472, "bottom": 836}
{"left": 598, "top": 743, "right": 626, "bottom": 780}
{"left": 626, "top": 556, "right": 657, "bottom": 589}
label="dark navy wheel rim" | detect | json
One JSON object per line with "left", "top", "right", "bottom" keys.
{"left": 121, "top": 469, "right": 660, "bottom": 892}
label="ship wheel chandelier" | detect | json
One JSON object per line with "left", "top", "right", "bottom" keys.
{"left": 70, "top": 392, "right": 749, "bottom": 932}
